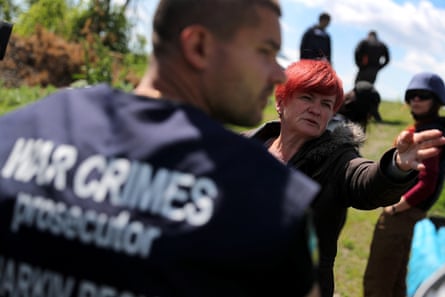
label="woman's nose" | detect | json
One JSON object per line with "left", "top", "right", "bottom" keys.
{"left": 308, "top": 102, "right": 321, "bottom": 114}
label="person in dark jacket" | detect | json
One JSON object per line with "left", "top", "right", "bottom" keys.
{"left": 328, "top": 80, "right": 382, "bottom": 132}
{"left": 246, "top": 60, "right": 445, "bottom": 297}
{"left": 0, "top": 1, "right": 323, "bottom": 297}
{"left": 300, "top": 12, "right": 331, "bottom": 63}
{"left": 354, "top": 30, "right": 390, "bottom": 84}
{"left": 364, "top": 72, "right": 445, "bottom": 297}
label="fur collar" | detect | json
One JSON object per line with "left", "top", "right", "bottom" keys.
{"left": 289, "top": 121, "right": 366, "bottom": 169}
{"left": 248, "top": 120, "right": 366, "bottom": 166}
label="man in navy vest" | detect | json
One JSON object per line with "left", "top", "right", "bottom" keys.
{"left": 300, "top": 12, "right": 332, "bottom": 63}
{"left": 0, "top": 1, "right": 323, "bottom": 297}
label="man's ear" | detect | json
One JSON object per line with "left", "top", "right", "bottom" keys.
{"left": 180, "top": 25, "right": 213, "bottom": 70}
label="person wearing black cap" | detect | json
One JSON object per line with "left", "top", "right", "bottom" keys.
{"left": 364, "top": 72, "right": 445, "bottom": 297}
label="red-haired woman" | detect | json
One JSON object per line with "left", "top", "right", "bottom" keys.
{"left": 246, "top": 59, "right": 445, "bottom": 297}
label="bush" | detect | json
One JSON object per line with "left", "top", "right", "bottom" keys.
{"left": 0, "top": 27, "right": 146, "bottom": 88}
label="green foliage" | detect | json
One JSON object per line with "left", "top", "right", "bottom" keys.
{"left": 70, "top": 1, "right": 130, "bottom": 54}
{"left": 11, "top": 0, "right": 133, "bottom": 54}
{"left": 132, "top": 33, "right": 148, "bottom": 56}
{"left": 0, "top": 0, "right": 20, "bottom": 21}
{"left": 15, "top": 0, "right": 71, "bottom": 37}
{"left": 113, "top": 52, "right": 148, "bottom": 90}
{"left": 72, "top": 40, "right": 147, "bottom": 88}
{"left": 74, "top": 36, "right": 113, "bottom": 84}
{"left": 0, "top": 84, "right": 56, "bottom": 115}
{"left": 124, "top": 52, "right": 148, "bottom": 73}
{"left": 102, "top": 10, "right": 130, "bottom": 54}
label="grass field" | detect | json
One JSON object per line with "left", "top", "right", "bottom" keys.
{"left": 2, "top": 88, "right": 445, "bottom": 297}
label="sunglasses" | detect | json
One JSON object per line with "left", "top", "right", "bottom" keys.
{"left": 407, "top": 91, "right": 435, "bottom": 102}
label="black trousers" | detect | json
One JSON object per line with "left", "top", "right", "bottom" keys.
{"left": 355, "top": 66, "right": 380, "bottom": 84}
{"left": 355, "top": 67, "right": 383, "bottom": 121}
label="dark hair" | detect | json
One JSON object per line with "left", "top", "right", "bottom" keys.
{"left": 368, "top": 30, "right": 377, "bottom": 38}
{"left": 319, "top": 12, "right": 331, "bottom": 21}
{"left": 152, "top": 0, "right": 281, "bottom": 56}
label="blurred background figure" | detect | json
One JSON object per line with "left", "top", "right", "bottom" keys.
{"left": 354, "top": 30, "right": 390, "bottom": 84}
{"left": 329, "top": 80, "right": 382, "bottom": 131}
{"left": 300, "top": 12, "right": 331, "bottom": 63}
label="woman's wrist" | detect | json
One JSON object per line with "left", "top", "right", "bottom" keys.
{"left": 384, "top": 205, "right": 397, "bottom": 215}
{"left": 391, "top": 205, "right": 397, "bottom": 215}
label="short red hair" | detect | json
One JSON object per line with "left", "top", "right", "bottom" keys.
{"left": 275, "top": 59, "right": 344, "bottom": 112}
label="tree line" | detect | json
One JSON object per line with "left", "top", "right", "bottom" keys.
{"left": 0, "top": 0, "right": 147, "bottom": 55}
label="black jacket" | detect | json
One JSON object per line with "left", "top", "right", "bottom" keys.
{"left": 249, "top": 120, "right": 417, "bottom": 297}
{"left": 355, "top": 38, "right": 390, "bottom": 69}
{"left": 300, "top": 25, "right": 331, "bottom": 62}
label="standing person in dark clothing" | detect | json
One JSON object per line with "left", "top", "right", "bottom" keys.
{"left": 354, "top": 30, "right": 390, "bottom": 84}
{"left": 300, "top": 12, "right": 331, "bottom": 63}
{"left": 246, "top": 59, "right": 445, "bottom": 297}
{"left": 0, "top": 1, "right": 323, "bottom": 297}
{"left": 364, "top": 72, "right": 445, "bottom": 297}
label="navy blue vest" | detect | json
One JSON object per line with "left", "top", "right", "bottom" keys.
{"left": 0, "top": 84, "right": 318, "bottom": 297}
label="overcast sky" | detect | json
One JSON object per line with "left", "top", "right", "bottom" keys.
{"left": 126, "top": 0, "right": 445, "bottom": 102}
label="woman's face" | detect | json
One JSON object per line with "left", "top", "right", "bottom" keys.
{"left": 278, "top": 91, "right": 336, "bottom": 139}
{"left": 407, "top": 91, "right": 435, "bottom": 116}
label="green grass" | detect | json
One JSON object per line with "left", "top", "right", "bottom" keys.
{"left": 0, "top": 85, "right": 57, "bottom": 115}
{"left": 2, "top": 89, "right": 445, "bottom": 297}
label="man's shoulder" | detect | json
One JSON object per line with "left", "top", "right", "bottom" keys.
{"left": 357, "top": 39, "right": 369, "bottom": 47}
{"left": 380, "top": 41, "right": 389, "bottom": 50}
{"left": 371, "top": 41, "right": 388, "bottom": 51}
{"left": 303, "top": 25, "right": 317, "bottom": 35}
{"left": 48, "top": 83, "right": 115, "bottom": 100}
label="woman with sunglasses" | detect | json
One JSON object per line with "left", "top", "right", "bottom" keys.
{"left": 364, "top": 72, "right": 445, "bottom": 297}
